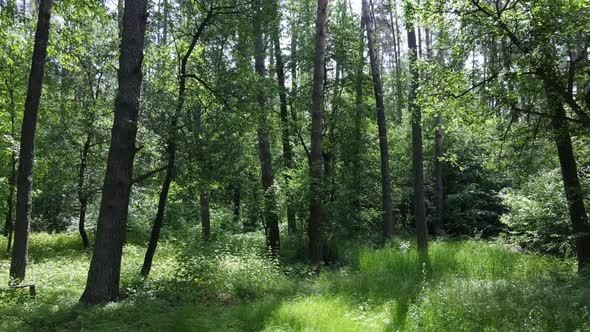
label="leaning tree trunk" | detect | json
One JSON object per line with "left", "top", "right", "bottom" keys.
{"left": 362, "top": 0, "right": 394, "bottom": 239}
{"left": 141, "top": 7, "right": 213, "bottom": 278}
{"left": 309, "top": 0, "right": 328, "bottom": 264}
{"left": 544, "top": 81, "right": 590, "bottom": 270}
{"left": 406, "top": 4, "right": 428, "bottom": 252}
{"left": 253, "top": 0, "right": 280, "bottom": 256}
{"left": 80, "top": 0, "right": 147, "bottom": 304}
{"left": 9, "top": 0, "right": 52, "bottom": 285}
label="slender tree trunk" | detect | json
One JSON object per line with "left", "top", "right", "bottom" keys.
{"left": 362, "top": 0, "right": 394, "bottom": 239}
{"left": 80, "top": 0, "right": 147, "bottom": 304}
{"left": 434, "top": 34, "right": 445, "bottom": 235}
{"left": 352, "top": 13, "right": 365, "bottom": 224}
{"left": 4, "top": 91, "right": 16, "bottom": 252}
{"left": 200, "top": 191, "right": 210, "bottom": 241}
{"left": 253, "top": 0, "right": 280, "bottom": 256}
{"left": 309, "top": 0, "right": 328, "bottom": 264}
{"left": 9, "top": 0, "right": 51, "bottom": 284}
{"left": 544, "top": 82, "right": 590, "bottom": 270}
{"left": 77, "top": 133, "right": 91, "bottom": 248}
{"left": 406, "top": 4, "right": 428, "bottom": 252}
{"left": 233, "top": 185, "right": 241, "bottom": 225}
{"left": 272, "top": 6, "right": 296, "bottom": 236}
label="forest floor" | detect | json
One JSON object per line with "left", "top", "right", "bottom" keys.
{"left": 0, "top": 231, "right": 589, "bottom": 331}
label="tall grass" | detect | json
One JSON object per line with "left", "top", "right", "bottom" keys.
{"left": 0, "top": 233, "right": 588, "bottom": 331}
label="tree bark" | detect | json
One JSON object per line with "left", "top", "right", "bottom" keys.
{"left": 434, "top": 113, "right": 444, "bottom": 235}
{"left": 4, "top": 89, "right": 16, "bottom": 252}
{"left": 545, "top": 82, "right": 590, "bottom": 270}
{"left": 253, "top": 0, "right": 280, "bottom": 256}
{"left": 77, "top": 133, "right": 92, "bottom": 248}
{"left": 233, "top": 185, "right": 241, "bottom": 225}
{"left": 309, "top": 0, "right": 328, "bottom": 264}
{"left": 362, "top": 0, "right": 394, "bottom": 239}
{"left": 272, "top": 5, "right": 296, "bottom": 236}
{"left": 352, "top": 13, "right": 365, "bottom": 224}
{"left": 406, "top": 4, "right": 428, "bottom": 252}
{"left": 80, "top": 0, "right": 147, "bottom": 304}
{"left": 9, "top": 0, "right": 52, "bottom": 284}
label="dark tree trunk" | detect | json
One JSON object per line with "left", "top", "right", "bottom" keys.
{"left": 544, "top": 82, "right": 590, "bottom": 270}
{"left": 362, "top": 0, "right": 394, "bottom": 239}
{"left": 77, "top": 133, "right": 92, "bottom": 248}
{"left": 80, "top": 0, "right": 147, "bottom": 304}
{"left": 352, "top": 13, "right": 365, "bottom": 223}
{"left": 309, "top": 0, "right": 328, "bottom": 264}
{"left": 141, "top": 7, "right": 213, "bottom": 277}
{"left": 406, "top": 6, "right": 428, "bottom": 252}
{"left": 388, "top": 0, "right": 403, "bottom": 122}
{"left": 233, "top": 185, "right": 241, "bottom": 225}
{"left": 253, "top": 0, "right": 280, "bottom": 256}
{"left": 9, "top": 0, "right": 51, "bottom": 284}
{"left": 200, "top": 191, "right": 210, "bottom": 242}
{"left": 272, "top": 7, "right": 296, "bottom": 236}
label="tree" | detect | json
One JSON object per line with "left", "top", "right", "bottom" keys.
{"left": 9, "top": 0, "right": 52, "bottom": 284}
{"left": 362, "top": 0, "right": 394, "bottom": 239}
{"left": 309, "top": 0, "right": 328, "bottom": 264}
{"left": 406, "top": 1, "right": 428, "bottom": 252}
{"left": 80, "top": 0, "right": 148, "bottom": 304}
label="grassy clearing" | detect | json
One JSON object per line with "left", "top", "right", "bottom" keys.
{"left": 0, "top": 233, "right": 589, "bottom": 331}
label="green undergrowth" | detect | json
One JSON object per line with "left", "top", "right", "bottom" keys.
{"left": 0, "top": 233, "right": 589, "bottom": 331}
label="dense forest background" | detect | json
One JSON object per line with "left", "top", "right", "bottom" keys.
{"left": 0, "top": 0, "right": 589, "bottom": 329}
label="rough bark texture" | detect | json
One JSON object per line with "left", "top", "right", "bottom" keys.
{"left": 80, "top": 0, "right": 147, "bottom": 304}
{"left": 362, "top": 0, "right": 394, "bottom": 239}
{"left": 77, "top": 133, "right": 91, "bottom": 248}
{"left": 253, "top": 0, "right": 280, "bottom": 256}
{"left": 309, "top": 0, "right": 328, "bottom": 264}
{"left": 272, "top": 10, "right": 296, "bottom": 236}
{"left": 406, "top": 9, "right": 428, "bottom": 252}
{"left": 545, "top": 82, "right": 590, "bottom": 270}
{"left": 9, "top": 0, "right": 52, "bottom": 284}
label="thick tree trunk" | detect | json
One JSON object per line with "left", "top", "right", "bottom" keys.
{"left": 200, "top": 191, "right": 210, "bottom": 241}
{"left": 80, "top": 0, "right": 147, "bottom": 304}
{"left": 544, "top": 82, "right": 590, "bottom": 270}
{"left": 406, "top": 7, "right": 428, "bottom": 252}
{"left": 253, "top": 0, "right": 280, "bottom": 256}
{"left": 362, "top": 0, "right": 394, "bottom": 239}
{"left": 272, "top": 11, "right": 296, "bottom": 236}
{"left": 77, "top": 133, "right": 91, "bottom": 248}
{"left": 9, "top": 0, "right": 51, "bottom": 284}
{"left": 309, "top": 0, "right": 328, "bottom": 264}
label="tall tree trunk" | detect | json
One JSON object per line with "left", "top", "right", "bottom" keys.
{"left": 272, "top": 5, "right": 296, "bottom": 236}
{"left": 362, "top": 0, "right": 394, "bottom": 239}
{"left": 77, "top": 133, "right": 92, "bottom": 248}
{"left": 389, "top": 0, "right": 403, "bottom": 122}
{"left": 80, "top": 0, "right": 147, "bottom": 304}
{"left": 406, "top": 4, "right": 428, "bottom": 252}
{"left": 352, "top": 13, "right": 365, "bottom": 224}
{"left": 309, "top": 0, "right": 328, "bottom": 264}
{"left": 141, "top": 7, "right": 213, "bottom": 278}
{"left": 9, "top": 0, "right": 51, "bottom": 284}
{"left": 253, "top": 0, "right": 280, "bottom": 256}
{"left": 434, "top": 34, "right": 445, "bottom": 235}
{"left": 544, "top": 82, "right": 590, "bottom": 270}
{"left": 4, "top": 90, "right": 16, "bottom": 252}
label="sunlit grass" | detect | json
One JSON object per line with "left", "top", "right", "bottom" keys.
{"left": 0, "top": 233, "right": 589, "bottom": 331}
